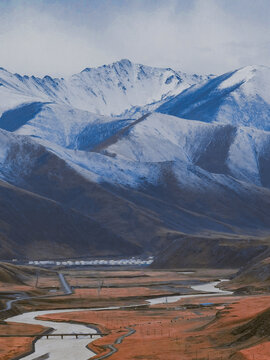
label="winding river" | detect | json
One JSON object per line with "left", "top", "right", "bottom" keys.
{"left": 7, "top": 279, "right": 232, "bottom": 360}
{"left": 147, "top": 279, "right": 232, "bottom": 305}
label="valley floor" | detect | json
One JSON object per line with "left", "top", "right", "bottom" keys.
{"left": 0, "top": 267, "right": 269, "bottom": 360}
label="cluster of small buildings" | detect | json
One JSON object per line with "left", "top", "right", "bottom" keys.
{"left": 28, "top": 256, "right": 154, "bottom": 267}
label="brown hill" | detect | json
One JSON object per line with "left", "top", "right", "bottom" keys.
{"left": 0, "top": 179, "right": 140, "bottom": 260}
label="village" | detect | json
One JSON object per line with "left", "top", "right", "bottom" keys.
{"left": 27, "top": 256, "right": 154, "bottom": 267}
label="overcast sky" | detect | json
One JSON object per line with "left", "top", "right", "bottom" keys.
{"left": 0, "top": 0, "right": 269, "bottom": 77}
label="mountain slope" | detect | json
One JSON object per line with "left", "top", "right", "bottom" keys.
{"left": 152, "top": 235, "right": 268, "bottom": 269}
{"left": 5, "top": 102, "right": 133, "bottom": 150}
{"left": 1, "top": 112, "right": 270, "bottom": 257}
{"left": 0, "top": 129, "right": 144, "bottom": 259}
{"left": 96, "top": 112, "right": 270, "bottom": 188}
{"left": 0, "top": 178, "right": 141, "bottom": 260}
{"left": 158, "top": 65, "right": 270, "bottom": 131}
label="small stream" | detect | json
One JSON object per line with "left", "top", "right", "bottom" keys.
{"left": 7, "top": 279, "right": 232, "bottom": 360}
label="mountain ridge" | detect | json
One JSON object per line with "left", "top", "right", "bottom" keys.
{"left": 0, "top": 59, "right": 207, "bottom": 117}
{"left": 158, "top": 64, "right": 270, "bottom": 131}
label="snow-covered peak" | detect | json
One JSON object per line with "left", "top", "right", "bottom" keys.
{"left": 0, "top": 59, "right": 205, "bottom": 117}
{"left": 218, "top": 65, "right": 257, "bottom": 89}
{"left": 81, "top": 58, "right": 133, "bottom": 73}
{"left": 68, "top": 59, "right": 202, "bottom": 115}
{"left": 218, "top": 65, "right": 270, "bottom": 102}
{"left": 158, "top": 64, "right": 270, "bottom": 131}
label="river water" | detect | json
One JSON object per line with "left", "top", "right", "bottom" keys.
{"left": 147, "top": 279, "right": 232, "bottom": 305}
{"left": 8, "top": 308, "right": 99, "bottom": 360}
{"left": 7, "top": 279, "right": 232, "bottom": 360}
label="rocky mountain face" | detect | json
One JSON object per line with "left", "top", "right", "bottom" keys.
{"left": 0, "top": 60, "right": 270, "bottom": 263}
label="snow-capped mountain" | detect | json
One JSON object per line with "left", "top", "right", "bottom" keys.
{"left": 0, "top": 59, "right": 205, "bottom": 117}
{"left": 1, "top": 59, "right": 270, "bottom": 260}
{"left": 96, "top": 112, "right": 270, "bottom": 188}
{"left": 158, "top": 65, "right": 270, "bottom": 131}
{"left": 11, "top": 103, "right": 133, "bottom": 150}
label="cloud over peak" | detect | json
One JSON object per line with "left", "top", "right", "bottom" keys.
{"left": 0, "top": 0, "right": 269, "bottom": 76}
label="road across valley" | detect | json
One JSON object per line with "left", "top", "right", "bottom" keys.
{"left": 0, "top": 272, "right": 72, "bottom": 316}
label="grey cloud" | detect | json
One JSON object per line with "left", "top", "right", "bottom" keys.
{"left": 0, "top": 0, "right": 269, "bottom": 76}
